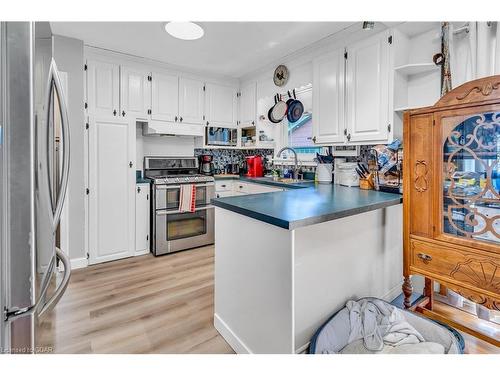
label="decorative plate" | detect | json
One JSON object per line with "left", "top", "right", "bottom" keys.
{"left": 273, "top": 65, "right": 289, "bottom": 87}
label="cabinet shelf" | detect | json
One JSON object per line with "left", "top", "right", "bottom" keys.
{"left": 394, "top": 63, "right": 439, "bottom": 77}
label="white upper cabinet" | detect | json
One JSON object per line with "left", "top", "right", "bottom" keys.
{"left": 312, "top": 48, "right": 345, "bottom": 144}
{"left": 239, "top": 81, "right": 257, "bottom": 126}
{"left": 345, "top": 31, "right": 390, "bottom": 143}
{"left": 178, "top": 77, "right": 205, "bottom": 125}
{"left": 120, "top": 66, "right": 151, "bottom": 120}
{"left": 87, "top": 60, "right": 120, "bottom": 118}
{"left": 151, "top": 72, "right": 179, "bottom": 122}
{"left": 205, "top": 83, "right": 238, "bottom": 127}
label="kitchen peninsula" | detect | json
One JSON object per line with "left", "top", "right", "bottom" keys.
{"left": 212, "top": 181, "right": 403, "bottom": 353}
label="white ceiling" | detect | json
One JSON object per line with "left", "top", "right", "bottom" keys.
{"left": 50, "top": 22, "right": 355, "bottom": 78}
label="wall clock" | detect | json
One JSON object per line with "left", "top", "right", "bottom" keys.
{"left": 273, "top": 64, "right": 289, "bottom": 87}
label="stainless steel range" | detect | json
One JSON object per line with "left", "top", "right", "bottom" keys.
{"left": 144, "top": 157, "right": 215, "bottom": 256}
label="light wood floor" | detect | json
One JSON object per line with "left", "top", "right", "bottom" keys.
{"left": 37, "top": 245, "right": 234, "bottom": 354}
{"left": 38, "top": 245, "right": 499, "bottom": 354}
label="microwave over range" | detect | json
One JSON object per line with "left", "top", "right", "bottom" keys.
{"left": 206, "top": 126, "right": 237, "bottom": 147}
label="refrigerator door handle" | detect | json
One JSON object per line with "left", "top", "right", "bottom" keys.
{"left": 38, "top": 248, "right": 71, "bottom": 317}
{"left": 44, "top": 58, "right": 71, "bottom": 232}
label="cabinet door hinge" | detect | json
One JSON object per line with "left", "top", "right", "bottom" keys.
{"left": 203, "top": 85, "right": 206, "bottom": 91}
{"left": 84, "top": 63, "right": 88, "bottom": 71}
{"left": 84, "top": 102, "right": 88, "bottom": 109}
{"left": 86, "top": 188, "right": 90, "bottom": 195}
{"left": 344, "top": 50, "right": 348, "bottom": 59}
{"left": 146, "top": 194, "right": 149, "bottom": 200}
{"left": 203, "top": 115, "right": 205, "bottom": 121}
{"left": 85, "top": 122, "right": 89, "bottom": 130}
{"left": 146, "top": 235, "right": 149, "bottom": 241}
{"left": 148, "top": 109, "right": 152, "bottom": 115}
{"left": 387, "top": 123, "right": 391, "bottom": 132}
{"left": 147, "top": 75, "right": 152, "bottom": 82}
{"left": 388, "top": 35, "right": 393, "bottom": 44}
{"left": 86, "top": 253, "right": 89, "bottom": 259}
{"left": 433, "top": 119, "right": 436, "bottom": 126}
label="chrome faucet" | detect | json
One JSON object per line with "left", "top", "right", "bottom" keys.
{"left": 277, "top": 147, "right": 298, "bottom": 180}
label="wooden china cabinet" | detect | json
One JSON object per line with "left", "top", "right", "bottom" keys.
{"left": 403, "top": 75, "right": 500, "bottom": 343}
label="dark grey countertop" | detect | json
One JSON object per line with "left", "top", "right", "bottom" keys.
{"left": 212, "top": 178, "right": 402, "bottom": 230}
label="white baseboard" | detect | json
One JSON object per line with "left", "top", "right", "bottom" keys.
{"left": 134, "top": 249, "right": 150, "bottom": 257}
{"left": 70, "top": 257, "right": 88, "bottom": 270}
{"left": 382, "top": 283, "right": 403, "bottom": 302}
{"left": 214, "top": 313, "right": 252, "bottom": 354}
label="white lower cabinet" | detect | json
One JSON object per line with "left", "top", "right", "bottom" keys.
{"left": 135, "top": 183, "right": 150, "bottom": 255}
{"left": 215, "top": 180, "right": 284, "bottom": 198}
{"left": 88, "top": 116, "right": 135, "bottom": 265}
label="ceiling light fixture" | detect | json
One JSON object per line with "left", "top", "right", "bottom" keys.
{"left": 362, "top": 22, "right": 375, "bottom": 30}
{"left": 164, "top": 22, "right": 204, "bottom": 40}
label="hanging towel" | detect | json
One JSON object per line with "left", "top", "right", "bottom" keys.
{"left": 179, "top": 184, "right": 196, "bottom": 213}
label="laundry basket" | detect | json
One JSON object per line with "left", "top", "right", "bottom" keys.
{"left": 309, "top": 297, "right": 464, "bottom": 354}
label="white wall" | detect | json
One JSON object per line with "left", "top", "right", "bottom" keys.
{"left": 53, "top": 35, "right": 86, "bottom": 262}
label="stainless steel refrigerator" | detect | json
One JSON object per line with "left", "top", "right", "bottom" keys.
{"left": 0, "top": 21, "right": 71, "bottom": 353}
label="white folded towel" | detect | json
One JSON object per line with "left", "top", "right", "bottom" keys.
{"left": 179, "top": 184, "right": 196, "bottom": 213}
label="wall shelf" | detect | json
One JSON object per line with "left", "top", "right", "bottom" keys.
{"left": 394, "top": 63, "right": 439, "bottom": 77}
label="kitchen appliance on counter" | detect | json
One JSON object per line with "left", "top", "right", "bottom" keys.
{"left": 144, "top": 157, "right": 215, "bottom": 256}
{"left": 199, "top": 154, "right": 215, "bottom": 176}
{"left": 206, "top": 126, "right": 237, "bottom": 147}
{"left": 245, "top": 155, "right": 264, "bottom": 178}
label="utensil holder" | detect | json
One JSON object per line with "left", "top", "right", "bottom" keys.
{"left": 316, "top": 163, "right": 333, "bottom": 184}
{"left": 359, "top": 177, "right": 374, "bottom": 190}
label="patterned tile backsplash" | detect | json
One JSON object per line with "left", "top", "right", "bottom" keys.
{"left": 194, "top": 145, "right": 375, "bottom": 174}
{"left": 194, "top": 148, "right": 274, "bottom": 173}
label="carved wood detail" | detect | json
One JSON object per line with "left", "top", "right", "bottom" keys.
{"left": 456, "top": 81, "right": 500, "bottom": 101}
{"left": 450, "top": 257, "right": 500, "bottom": 295}
{"left": 450, "top": 287, "right": 500, "bottom": 311}
{"left": 414, "top": 160, "right": 429, "bottom": 193}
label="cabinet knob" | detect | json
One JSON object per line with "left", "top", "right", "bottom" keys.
{"left": 175, "top": 116, "right": 178, "bottom": 122}
{"left": 417, "top": 253, "right": 432, "bottom": 263}
{"left": 180, "top": 117, "right": 183, "bottom": 122}
{"left": 129, "top": 161, "right": 133, "bottom": 168}
{"left": 252, "top": 121, "right": 255, "bottom": 125}
{"left": 312, "top": 136, "right": 317, "bottom": 143}
{"left": 137, "top": 186, "right": 141, "bottom": 193}
{"left": 206, "top": 121, "right": 209, "bottom": 125}
{"left": 113, "top": 109, "right": 117, "bottom": 116}
{"left": 347, "top": 133, "right": 351, "bottom": 141}
{"left": 122, "top": 110, "right": 126, "bottom": 117}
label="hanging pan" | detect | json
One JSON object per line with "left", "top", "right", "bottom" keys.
{"left": 286, "top": 89, "right": 304, "bottom": 123}
{"left": 267, "top": 94, "right": 280, "bottom": 123}
{"left": 271, "top": 93, "right": 288, "bottom": 123}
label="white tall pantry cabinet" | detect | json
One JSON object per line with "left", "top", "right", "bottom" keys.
{"left": 88, "top": 117, "right": 136, "bottom": 265}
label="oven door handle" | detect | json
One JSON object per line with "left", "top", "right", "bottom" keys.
{"left": 156, "top": 205, "right": 214, "bottom": 215}
{"left": 156, "top": 183, "right": 215, "bottom": 190}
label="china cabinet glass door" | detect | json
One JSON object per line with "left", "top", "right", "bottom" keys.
{"left": 441, "top": 111, "right": 500, "bottom": 245}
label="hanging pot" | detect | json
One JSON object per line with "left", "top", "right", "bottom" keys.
{"left": 287, "top": 89, "right": 304, "bottom": 123}
{"left": 271, "top": 93, "right": 288, "bottom": 123}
